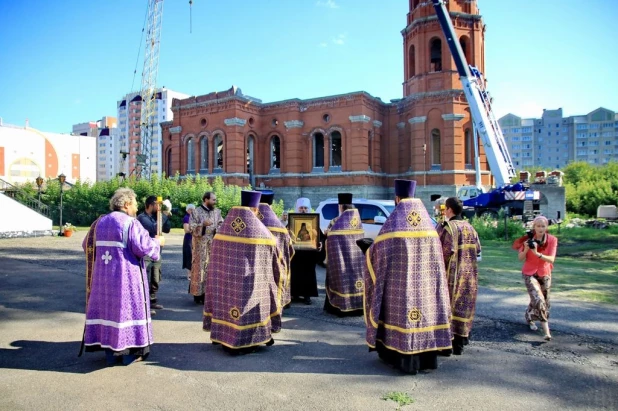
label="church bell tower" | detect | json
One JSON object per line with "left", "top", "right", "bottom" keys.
{"left": 398, "top": 0, "right": 491, "bottom": 187}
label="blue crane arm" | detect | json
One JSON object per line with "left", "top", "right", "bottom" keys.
{"left": 431, "top": 0, "right": 516, "bottom": 188}
{"left": 432, "top": 0, "right": 470, "bottom": 78}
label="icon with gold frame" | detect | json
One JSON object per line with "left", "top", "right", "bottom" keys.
{"left": 288, "top": 213, "right": 320, "bottom": 250}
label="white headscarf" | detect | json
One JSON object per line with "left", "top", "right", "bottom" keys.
{"left": 186, "top": 204, "right": 195, "bottom": 211}
{"left": 295, "top": 197, "right": 311, "bottom": 212}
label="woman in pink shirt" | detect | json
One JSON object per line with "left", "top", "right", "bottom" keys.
{"left": 516, "top": 216, "right": 557, "bottom": 341}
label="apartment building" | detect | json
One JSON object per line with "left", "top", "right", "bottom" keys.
{"left": 499, "top": 107, "right": 618, "bottom": 170}
{"left": 97, "top": 126, "right": 121, "bottom": 181}
{"left": 73, "top": 117, "right": 119, "bottom": 181}
{"left": 117, "top": 88, "right": 189, "bottom": 178}
{"left": 499, "top": 114, "right": 536, "bottom": 169}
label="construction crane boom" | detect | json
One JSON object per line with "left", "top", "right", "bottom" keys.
{"left": 136, "top": 0, "right": 164, "bottom": 180}
{"left": 431, "top": 0, "right": 516, "bottom": 187}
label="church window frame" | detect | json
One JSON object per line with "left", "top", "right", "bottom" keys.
{"left": 459, "top": 35, "right": 471, "bottom": 65}
{"left": 312, "top": 132, "right": 325, "bottom": 171}
{"left": 213, "top": 133, "right": 224, "bottom": 172}
{"left": 186, "top": 137, "right": 195, "bottom": 174}
{"left": 270, "top": 135, "right": 281, "bottom": 170}
{"left": 199, "top": 136, "right": 208, "bottom": 174}
{"left": 431, "top": 128, "right": 441, "bottom": 166}
{"left": 408, "top": 44, "right": 416, "bottom": 78}
{"left": 430, "top": 37, "right": 442, "bottom": 72}
{"left": 329, "top": 130, "right": 342, "bottom": 171}
{"left": 166, "top": 147, "right": 172, "bottom": 177}
{"left": 464, "top": 128, "right": 474, "bottom": 168}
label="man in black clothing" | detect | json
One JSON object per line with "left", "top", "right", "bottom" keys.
{"left": 137, "top": 195, "right": 171, "bottom": 315}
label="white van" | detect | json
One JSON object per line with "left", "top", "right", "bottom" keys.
{"left": 315, "top": 198, "right": 395, "bottom": 240}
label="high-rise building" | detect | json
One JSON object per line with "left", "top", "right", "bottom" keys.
{"left": 497, "top": 114, "right": 535, "bottom": 169}
{"left": 499, "top": 107, "right": 618, "bottom": 170}
{"left": 97, "top": 126, "right": 121, "bottom": 181}
{"left": 117, "top": 88, "right": 189, "bottom": 178}
{"left": 74, "top": 117, "right": 119, "bottom": 181}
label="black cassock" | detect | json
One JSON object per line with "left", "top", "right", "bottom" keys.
{"left": 290, "top": 231, "right": 326, "bottom": 298}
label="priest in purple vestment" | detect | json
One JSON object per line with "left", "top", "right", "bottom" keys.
{"left": 203, "top": 190, "right": 285, "bottom": 355}
{"left": 363, "top": 179, "right": 452, "bottom": 374}
{"left": 436, "top": 196, "right": 481, "bottom": 356}
{"left": 81, "top": 188, "right": 163, "bottom": 366}
{"left": 324, "top": 193, "right": 365, "bottom": 316}
{"left": 257, "top": 190, "right": 295, "bottom": 308}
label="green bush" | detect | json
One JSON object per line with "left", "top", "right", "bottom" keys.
{"left": 30, "top": 174, "right": 280, "bottom": 228}
{"left": 469, "top": 213, "right": 525, "bottom": 242}
{"left": 563, "top": 161, "right": 618, "bottom": 216}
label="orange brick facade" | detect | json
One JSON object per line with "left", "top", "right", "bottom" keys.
{"left": 162, "top": 0, "right": 493, "bottom": 204}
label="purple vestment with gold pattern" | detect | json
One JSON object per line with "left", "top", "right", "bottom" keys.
{"left": 82, "top": 211, "right": 160, "bottom": 353}
{"left": 325, "top": 209, "right": 365, "bottom": 313}
{"left": 203, "top": 207, "right": 284, "bottom": 349}
{"left": 436, "top": 218, "right": 481, "bottom": 338}
{"left": 258, "top": 203, "right": 294, "bottom": 306}
{"left": 364, "top": 198, "right": 452, "bottom": 355}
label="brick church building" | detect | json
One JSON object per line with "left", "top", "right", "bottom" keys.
{"left": 162, "top": 0, "right": 493, "bottom": 206}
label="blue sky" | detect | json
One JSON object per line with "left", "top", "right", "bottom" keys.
{"left": 1, "top": 0, "right": 617, "bottom": 133}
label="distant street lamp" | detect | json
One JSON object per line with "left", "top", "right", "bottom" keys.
{"left": 35, "top": 176, "right": 44, "bottom": 212}
{"left": 58, "top": 173, "right": 66, "bottom": 236}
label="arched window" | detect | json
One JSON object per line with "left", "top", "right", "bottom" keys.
{"left": 430, "top": 38, "right": 442, "bottom": 72}
{"left": 247, "top": 136, "right": 255, "bottom": 186}
{"left": 313, "top": 133, "right": 324, "bottom": 168}
{"left": 187, "top": 138, "right": 195, "bottom": 173}
{"left": 199, "top": 137, "right": 208, "bottom": 173}
{"left": 431, "top": 129, "right": 441, "bottom": 165}
{"left": 247, "top": 136, "right": 255, "bottom": 173}
{"left": 214, "top": 134, "right": 224, "bottom": 170}
{"left": 270, "top": 135, "right": 281, "bottom": 169}
{"left": 460, "top": 36, "right": 470, "bottom": 64}
{"left": 166, "top": 148, "right": 172, "bottom": 177}
{"left": 330, "top": 131, "right": 342, "bottom": 168}
{"left": 464, "top": 128, "right": 473, "bottom": 166}
{"left": 408, "top": 45, "right": 416, "bottom": 78}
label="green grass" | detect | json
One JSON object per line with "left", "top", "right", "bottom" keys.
{"left": 382, "top": 392, "right": 415, "bottom": 408}
{"left": 480, "top": 226, "right": 618, "bottom": 305}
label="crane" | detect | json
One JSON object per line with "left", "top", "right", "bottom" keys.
{"left": 431, "top": 0, "right": 540, "bottom": 221}
{"left": 431, "top": 0, "right": 516, "bottom": 188}
{"left": 135, "top": 0, "right": 164, "bottom": 180}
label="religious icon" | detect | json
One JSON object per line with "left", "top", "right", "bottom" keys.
{"left": 296, "top": 223, "right": 312, "bottom": 241}
{"left": 288, "top": 213, "right": 320, "bottom": 250}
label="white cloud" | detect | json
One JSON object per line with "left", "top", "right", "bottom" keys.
{"left": 319, "top": 42, "right": 328, "bottom": 48}
{"left": 332, "top": 33, "right": 346, "bottom": 46}
{"left": 316, "top": 0, "right": 339, "bottom": 9}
